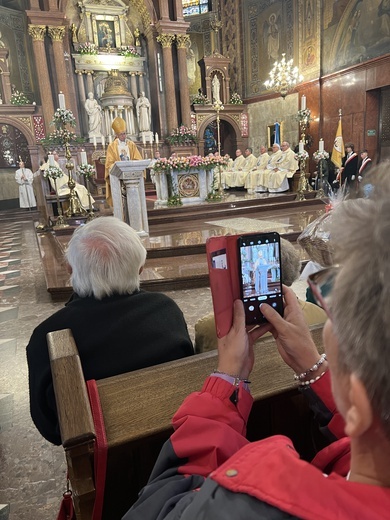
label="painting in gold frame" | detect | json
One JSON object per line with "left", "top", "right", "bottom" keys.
{"left": 267, "top": 121, "right": 283, "bottom": 149}
{"left": 92, "top": 15, "right": 121, "bottom": 49}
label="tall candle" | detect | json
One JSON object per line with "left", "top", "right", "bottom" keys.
{"left": 58, "top": 92, "right": 66, "bottom": 110}
{"left": 155, "top": 132, "right": 159, "bottom": 145}
{"left": 299, "top": 140, "right": 304, "bottom": 153}
{"left": 48, "top": 154, "right": 55, "bottom": 166}
{"left": 101, "top": 135, "right": 105, "bottom": 149}
{"left": 80, "top": 150, "right": 87, "bottom": 164}
{"left": 319, "top": 138, "right": 324, "bottom": 152}
{"left": 93, "top": 135, "right": 97, "bottom": 148}
{"left": 142, "top": 133, "right": 146, "bottom": 146}
{"left": 108, "top": 135, "right": 113, "bottom": 144}
{"left": 301, "top": 95, "right": 306, "bottom": 110}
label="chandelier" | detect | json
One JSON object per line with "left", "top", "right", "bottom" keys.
{"left": 264, "top": 53, "right": 303, "bottom": 99}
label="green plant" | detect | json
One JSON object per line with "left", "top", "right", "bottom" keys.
{"left": 10, "top": 90, "right": 30, "bottom": 105}
{"left": 166, "top": 125, "right": 198, "bottom": 145}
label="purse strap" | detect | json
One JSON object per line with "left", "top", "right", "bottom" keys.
{"left": 86, "top": 379, "right": 108, "bottom": 520}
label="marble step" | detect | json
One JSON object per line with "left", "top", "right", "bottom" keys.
{"left": 0, "top": 503, "right": 10, "bottom": 520}
{"left": 0, "top": 307, "right": 18, "bottom": 323}
{"left": 0, "top": 285, "right": 20, "bottom": 297}
{"left": 0, "top": 270, "right": 20, "bottom": 279}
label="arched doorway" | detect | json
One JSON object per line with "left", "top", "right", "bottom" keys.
{"left": 0, "top": 123, "right": 32, "bottom": 168}
{"left": 201, "top": 119, "right": 238, "bottom": 157}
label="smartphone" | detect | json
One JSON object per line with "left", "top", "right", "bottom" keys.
{"left": 237, "top": 232, "right": 283, "bottom": 325}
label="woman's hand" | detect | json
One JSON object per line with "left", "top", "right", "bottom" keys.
{"left": 260, "top": 285, "right": 323, "bottom": 374}
{"left": 217, "top": 300, "right": 271, "bottom": 380}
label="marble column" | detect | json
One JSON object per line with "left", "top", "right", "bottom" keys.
{"left": 86, "top": 72, "right": 94, "bottom": 94}
{"left": 138, "top": 73, "right": 145, "bottom": 93}
{"left": 159, "top": 1, "right": 170, "bottom": 20}
{"left": 0, "top": 48, "right": 12, "bottom": 104}
{"left": 175, "top": 34, "right": 192, "bottom": 128}
{"left": 156, "top": 33, "right": 177, "bottom": 132}
{"left": 28, "top": 25, "right": 55, "bottom": 133}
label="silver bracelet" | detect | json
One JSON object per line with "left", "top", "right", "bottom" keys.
{"left": 213, "top": 370, "right": 251, "bottom": 385}
{"left": 293, "top": 353, "right": 327, "bottom": 382}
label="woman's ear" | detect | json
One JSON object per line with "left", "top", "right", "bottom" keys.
{"left": 66, "top": 263, "right": 72, "bottom": 275}
{"left": 139, "top": 265, "right": 144, "bottom": 275}
{"left": 344, "top": 373, "right": 373, "bottom": 438}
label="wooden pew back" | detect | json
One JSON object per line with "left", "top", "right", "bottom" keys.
{"left": 48, "top": 326, "right": 324, "bottom": 520}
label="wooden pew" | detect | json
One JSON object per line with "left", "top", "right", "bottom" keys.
{"left": 47, "top": 325, "right": 325, "bottom": 520}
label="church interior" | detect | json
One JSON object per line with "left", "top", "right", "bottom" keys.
{"left": 0, "top": 0, "right": 390, "bottom": 518}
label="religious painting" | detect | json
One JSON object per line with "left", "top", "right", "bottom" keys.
{"left": 97, "top": 21, "right": 115, "bottom": 48}
{"left": 242, "top": 0, "right": 294, "bottom": 97}
{"left": 323, "top": 0, "right": 390, "bottom": 74}
{"left": 178, "top": 174, "right": 200, "bottom": 198}
{"left": 92, "top": 15, "right": 121, "bottom": 49}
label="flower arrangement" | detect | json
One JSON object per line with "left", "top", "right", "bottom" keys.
{"left": 153, "top": 154, "right": 229, "bottom": 173}
{"left": 10, "top": 90, "right": 30, "bottom": 105}
{"left": 202, "top": 154, "right": 230, "bottom": 170}
{"left": 42, "top": 166, "right": 63, "bottom": 180}
{"left": 295, "top": 150, "right": 309, "bottom": 161}
{"left": 77, "top": 164, "right": 96, "bottom": 178}
{"left": 39, "top": 129, "right": 82, "bottom": 146}
{"left": 191, "top": 92, "right": 211, "bottom": 105}
{"left": 52, "top": 108, "right": 76, "bottom": 127}
{"left": 118, "top": 45, "right": 140, "bottom": 58}
{"left": 313, "top": 150, "right": 330, "bottom": 161}
{"left": 296, "top": 108, "right": 312, "bottom": 123}
{"left": 78, "top": 42, "right": 98, "bottom": 55}
{"left": 229, "top": 92, "right": 243, "bottom": 105}
{"left": 166, "top": 125, "right": 198, "bottom": 145}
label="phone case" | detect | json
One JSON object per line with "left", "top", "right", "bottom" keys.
{"left": 206, "top": 235, "right": 241, "bottom": 338}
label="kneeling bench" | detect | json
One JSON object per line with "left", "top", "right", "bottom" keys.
{"left": 47, "top": 325, "right": 324, "bottom": 520}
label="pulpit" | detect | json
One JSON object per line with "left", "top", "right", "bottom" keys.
{"left": 110, "top": 160, "right": 150, "bottom": 236}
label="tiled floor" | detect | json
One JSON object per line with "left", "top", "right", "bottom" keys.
{"left": 0, "top": 201, "right": 314, "bottom": 519}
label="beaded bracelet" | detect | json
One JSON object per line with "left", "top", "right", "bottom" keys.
{"left": 213, "top": 369, "right": 251, "bottom": 385}
{"left": 293, "top": 353, "right": 327, "bottom": 382}
{"left": 298, "top": 369, "right": 327, "bottom": 387}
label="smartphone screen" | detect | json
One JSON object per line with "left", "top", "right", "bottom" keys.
{"left": 237, "top": 232, "right": 283, "bottom": 325}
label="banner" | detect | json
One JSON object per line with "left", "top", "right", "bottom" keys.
{"left": 331, "top": 119, "right": 344, "bottom": 168}
{"left": 274, "top": 122, "right": 280, "bottom": 145}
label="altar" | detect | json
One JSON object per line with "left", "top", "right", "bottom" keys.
{"left": 154, "top": 168, "right": 215, "bottom": 207}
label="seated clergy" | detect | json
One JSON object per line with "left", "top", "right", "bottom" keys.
{"left": 26, "top": 216, "right": 194, "bottom": 445}
{"left": 105, "top": 117, "right": 142, "bottom": 206}
{"left": 245, "top": 145, "right": 270, "bottom": 192}
{"left": 195, "top": 238, "right": 326, "bottom": 353}
{"left": 267, "top": 141, "right": 298, "bottom": 192}
{"left": 233, "top": 147, "right": 258, "bottom": 187}
{"left": 256, "top": 143, "right": 283, "bottom": 191}
{"left": 41, "top": 153, "right": 94, "bottom": 209}
{"left": 221, "top": 149, "right": 245, "bottom": 188}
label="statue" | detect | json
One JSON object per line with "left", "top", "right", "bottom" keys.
{"left": 70, "top": 24, "right": 78, "bottom": 43}
{"left": 134, "top": 28, "right": 141, "bottom": 47}
{"left": 84, "top": 92, "right": 102, "bottom": 137}
{"left": 212, "top": 74, "right": 221, "bottom": 103}
{"left": 136, "top": 91, "right": 151, "bottom": 132}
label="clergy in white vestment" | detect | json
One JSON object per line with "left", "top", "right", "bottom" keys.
{"left": 15, "top": 161, "right": 37, "bottom": 208}
{"left": 233, "top": 147, "right": 258, "bottom": 187}
{"left": 267, "top": 141, "right": 298, "bottom": 192}
{"left": 257, "top": 143, "right": 283, "bottom": 191}
{"left": 245, "top": 145, "right": 270, "bottom": 191}
{"left": 221, "top": 149, "right": 246, "bottom": 188}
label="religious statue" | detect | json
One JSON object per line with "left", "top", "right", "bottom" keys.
{"left": 84, "top": 92, "right": 103, "bottom": 137}
{"left": 0, "top": 30, "right": 6, "bottom": 48}
{"left": 136, "top": 91, "right": 151, "bottom": 132}
{"left": 212, "top": 74, "right": 221, "bottom": 103}
{"left": 70, "top": 23, "right": 78, "bottom": 43}
{"left": 134, "top": 28, "right": 141, "bottom": 47}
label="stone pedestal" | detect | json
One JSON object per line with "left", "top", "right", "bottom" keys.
{"left": 110, "top": 160, "right": 150, "bottom": 236}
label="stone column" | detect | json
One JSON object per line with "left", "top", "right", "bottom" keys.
{"left": 138, "top": 73, "right": 145, "bottom": 94}
{"left": 129, "top": 73, "right": 138, "bottom": 99}
{"left": 47, "top": 26, "right": 77, "bottom": 119}
{"left": 86, "top": 72, "right": 94, "bottom": 94}
{"left": 175, "top": 34, "right": 192, "bottom": 128}
{"left": 156, "top": 33, "right": 177, "bottom": 132}
{"left": 0, "top": 48, "right": 12, "bottom": 104}
{"left": 28, "top": 25, "right": 55, "bottom": 133}
{"left": 160, "top": 1, "right": 169, "bottom": 20}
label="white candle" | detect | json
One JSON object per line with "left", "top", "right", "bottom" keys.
{"left": 301, "top": 95, "right": 306, "bottom": 110}
{"left": 48, "top": 154, "right": 55, "bottom": 166}
{"left": 319, "top": 139, "right": 324, "bottom": 152}
{"left": 142, "top": 133, "right": 146, "bottom": 146}
{"left": 101, "top": 135, "right": 105, "bottom": 148}
{"left": 93, "top": 135, "right": 97, "bottom": 148}
{"left": 299, "top": 141, "right": 304, "bottom": 153}
{"left": 58, "top": 92, "right": 66, "bottom": 110}
{"left": 80, "top": 150, "right": 87, "bottom": 165}
{"left": 155, "top": 132, "right": 159, "bottom": 145}
{"left": 108, "top": 135, "right": 113, "bottom": 144}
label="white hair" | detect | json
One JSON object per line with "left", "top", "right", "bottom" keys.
{"left": 66, "top": 216, "right": 147, "bottom": 300}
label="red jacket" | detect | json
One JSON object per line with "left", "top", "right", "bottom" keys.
{"left": 124, "top": 373, "right": 390, "bottom": 519}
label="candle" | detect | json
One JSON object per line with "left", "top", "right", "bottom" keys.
{"left": 48, "top": 154, "right": 55, "bottom": 166}
{"left": 58, "top": 92, "right": 66, "bottom": 110}
{"left": 299, "top": 141, "right": 304, "bottom": 153}
{"left": 319, "top": 138, "right": 324, "bottom": 152}
{"left": 80, "top": 150, "right": 87, "bottom": 165}
{"left": 155, "top": 132, "right": 159, "bottom": 145}
{"left": 301, "top": 95, "right": 306, "bottom": 110}
{"left": 101, "top": 135, "right": 105, "bottom": 149}
{"left": 93, "top": 135, "right": 97, "bottom": 148}
{"left": 142, "top": 133, "right": 146, "bottom": 146}
{"left": 108, "top": 135, "right": 113, "bottom": 144}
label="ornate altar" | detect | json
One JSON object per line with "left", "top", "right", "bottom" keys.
{"left": 154, "top": 169, "right": 214, "bottom": 208}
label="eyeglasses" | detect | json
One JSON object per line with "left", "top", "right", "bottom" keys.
{"left": 307, "top": 266, "right": 339, "bottom": 318}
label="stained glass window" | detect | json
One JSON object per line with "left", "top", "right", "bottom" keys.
{"left": 183, "top": 0, "right": 210, "bottom": 17}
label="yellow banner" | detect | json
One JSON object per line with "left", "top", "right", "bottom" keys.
{"left": 331, "top": 119, "right": 345, "bottom": 169}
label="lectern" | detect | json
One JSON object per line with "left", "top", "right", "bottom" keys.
{"left": 110, "top": 160, "right": 150, "bottom": 236}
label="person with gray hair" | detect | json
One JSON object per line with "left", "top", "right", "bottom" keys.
{"left": 194, "top": 238, "right": 326, "bottom": 353}
{"left": 124, "top": 165, "right": 390, "bottom": 519}
{"left": 27, "top": 216, "right": 193, "bottom": 445}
